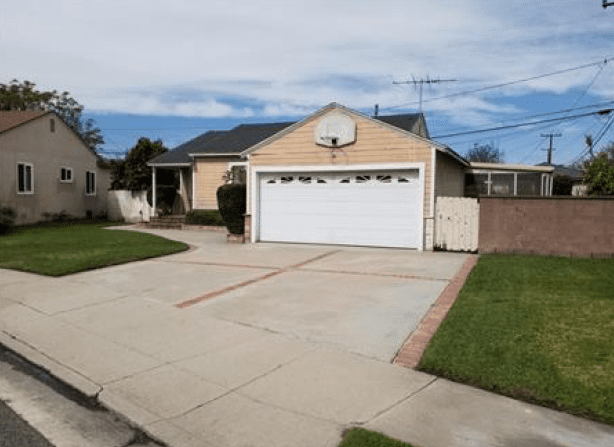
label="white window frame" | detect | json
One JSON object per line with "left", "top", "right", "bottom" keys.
{"left": 17, "top": 162, "right": 34, "bottom": 195}
{"left": 85, "top": 170, "right": 96, "bottom": 196}
{"left": 60, "top": 166, "right": 73, "bottom": 183}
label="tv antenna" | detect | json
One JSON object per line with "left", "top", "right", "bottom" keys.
{"left": 604, "top": 0, "right": 614, "bottom": 8}
{"left": 393, "top": 76, "right": 457, "bottom": 112}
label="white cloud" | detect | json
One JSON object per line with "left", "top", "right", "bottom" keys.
{"left": 1, "top": 0, "right": 611, "bottom": 123}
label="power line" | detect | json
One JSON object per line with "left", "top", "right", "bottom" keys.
{"left": 432, "top": 109, "right": 613, "bottom": 139}
{"left": 384, "top": 56, "right": 614, "bottom": 111}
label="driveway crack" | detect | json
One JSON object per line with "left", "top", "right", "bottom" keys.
{"left": 363, "top": 376, "right": 438, "bottom": 425}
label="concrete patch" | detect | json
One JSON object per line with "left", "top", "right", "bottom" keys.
{"left": 366, "top": 378, "right": 614, "bottom": 447}
{"left": 304, "top": 248, "right": 469, "bottom": 280}
{"left": 238, "top": 348, "right": 434, "bottom": 424}
{"left": 203, "top": 270, "right": 447, "bottom": 361}
{"left": 175, "top": 332, "right": 316, "bottom": 389}
{"left": 59, "top": 297, "right": 272, "bottom": 362}
{"left": 102, "top": 364, "right": 228, "bottom": 420}
{"left": 4, "top": 316, "right": 161, "bottom": 384}
{"left": 69, "top": 260, "right": 274, "bottom": 305}
{"left": 164, "top": 392, "right": 343, "bottom": 447}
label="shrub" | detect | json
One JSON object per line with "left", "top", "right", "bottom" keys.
{"left": 216, "top": 184, "right": 246, "bottom": 234}
{"left": 42, "top": 210, "right": 72, "bottom": 222}
{"left": 186, "top": 210, "right": 225, "bottom": 226}
{"left": 0, "top": 206, "right": 16, "bottom": 235}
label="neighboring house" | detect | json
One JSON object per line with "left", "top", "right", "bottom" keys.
{"left": 0, "top": 111, "right": 111, "bottom": 224}
{"left": 148, "top": 103, "right": 554, "bottom": 250}
{"left": 536, "top": 162, "right": 586, "bottom": 196}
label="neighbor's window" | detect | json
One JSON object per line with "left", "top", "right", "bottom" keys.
{"left": 85, "top": 171, "right": 96, "bottom": 195}
{"left": 60, "top": 167, "right": 73, "bottom": 183}
{"left": 17, "top": 162, "right": 33, "bottom": 194}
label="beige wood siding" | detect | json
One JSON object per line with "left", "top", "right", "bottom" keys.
{"left": 250, "top": 112, "right": 434, "bottom": 216}
{"left": 193, "top": 157, "right": 239, "bottom": 209}
{"left": 0, "top": 114, "right": 110, "bottom": 224}
{"left": 435, "top": 151, "right": 465, "bottom": 198}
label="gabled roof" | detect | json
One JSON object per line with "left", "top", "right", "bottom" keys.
{"left": 0, "top": 110, "right": 47, "bottom": 134}
{"left": 0, "top": 110, "right": 106, "bottom": 165}
{"left": 148, "top": 102, "right": 456, "bottom": 166}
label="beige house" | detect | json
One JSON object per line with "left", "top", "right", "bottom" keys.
{"left": 149, "top": 103, "right": 554, "bottom": 250}
{"left": 0, "top": 111, "right": 111, "bottom": 224}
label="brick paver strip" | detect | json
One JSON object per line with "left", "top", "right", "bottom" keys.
{"left": 393, "top": 254, "right": 479, "bottom": 369}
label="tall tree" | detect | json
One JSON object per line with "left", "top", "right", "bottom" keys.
{"left": 583, "top": 141, "right": 614, "bottom": 195}
{"left": 111, "top": 137, "right": 173, "bottom": 190}
{"left": 466, "top": 142, "right": 504, "bottom": 163}
{"left": 0, "top": 79, "right": 104, "bottom": 152}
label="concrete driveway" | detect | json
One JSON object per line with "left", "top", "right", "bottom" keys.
{"left": 115, "top": 227, "right": 468, "bottom": 362}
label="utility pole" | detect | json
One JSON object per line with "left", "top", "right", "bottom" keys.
{"left": 541, "top": 133, "right": 562, "bottom": 165}
{"left": 393, "top": 76, "right": 457, "bottom": 112}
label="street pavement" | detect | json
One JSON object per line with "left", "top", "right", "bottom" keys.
{"left": 1, "top": 226, "right": 614, "bottom": 447}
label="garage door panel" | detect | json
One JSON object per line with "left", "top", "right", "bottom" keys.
{"left": 259, "top": 170, "right": 422, "bottom": 248}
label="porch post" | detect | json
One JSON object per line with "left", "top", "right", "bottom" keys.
{"left": 152, "top": 166, "right": 157, "bottom": 217}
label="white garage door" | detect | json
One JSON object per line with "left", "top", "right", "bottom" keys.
{"left": 258, "top": 170, "right": 422, "bottom": 248}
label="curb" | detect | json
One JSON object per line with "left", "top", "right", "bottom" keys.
{"left": 394, "top": 254, "right": 479, "bottom": 369}
{"left": 0, "top": 331, "right": 102, "bottom": 398}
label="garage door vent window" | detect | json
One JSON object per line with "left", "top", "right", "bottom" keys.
{"left": 316, "top": 178, "right": 327, "bottom": 184}
{"left": 377, "top": 175, "right": 392, "bottom": 183}
{"left": 339, "top": 177, "right": 350, "bottom": 183}
{"left": 280, "top": 176, "right": 294, "bottom": 184}
{"left": 267, "top": 179, "right": 276, "bottom": 184}
{"left": 299, "top": 176, "right": 312, "bottom": 183}
{"left": 355, "top": 175, "right": 371, "bottom": 183}
{"left": 398, "top": 176, "right": 409, "bottom": 183}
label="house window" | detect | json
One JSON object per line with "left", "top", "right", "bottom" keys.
{"left": 85, "top": 171, "right": 96, "bottom": 196}
{"left": 50, "top": 118, "right": 56, "bottom": 132}
{"left": 17, "top": 162, "right": 34, "bottom": 194}
{"left": 60, "top": 167, "right": 73, "bottom": 183}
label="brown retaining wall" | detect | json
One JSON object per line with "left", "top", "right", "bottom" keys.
{"left": 478, "top": 197, "right": 614, "bottom": 257}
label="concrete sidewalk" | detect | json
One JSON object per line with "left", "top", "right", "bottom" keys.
{"left": 1, "top": 227, "right": 613, "bottom": 447}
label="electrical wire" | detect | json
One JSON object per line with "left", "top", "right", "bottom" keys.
{"left": 383, "top": 56, "right": 614, "bottom": 111}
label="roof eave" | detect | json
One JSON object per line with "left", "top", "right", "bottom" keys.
{"left": 189, "top": 153, "right": 243, "bottom": 158}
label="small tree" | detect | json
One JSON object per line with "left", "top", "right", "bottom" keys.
{"left": 217, "top": 184, "right": 246, "bottom": 234}
{"left": 466, "top": 142, "right": 504, "bottom": 163}
{"left": 583, "top": 142, "right": 614, "bottom": 195}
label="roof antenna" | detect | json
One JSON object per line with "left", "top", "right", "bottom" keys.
{"left": 374, "top": 104, "right": 379, "bottom": 117}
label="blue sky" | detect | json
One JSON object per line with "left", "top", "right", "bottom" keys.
{"left": 2, "top": 0, "right": 613, "bottom": 164}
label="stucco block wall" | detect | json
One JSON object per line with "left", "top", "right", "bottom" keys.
{"left": 249, "top": 111, "right": 435, "bottom": 217}
{"left": 435, "top": 151, "right": 465, "bottom": 198}
{"left": 193, "top": 157, "right": 238, "bottom": 209}
{"left": 479, "top": 197, "right": 614, "bottom": 257}
{"left": 0, "top": 114, "right": 110, "bottom": 224}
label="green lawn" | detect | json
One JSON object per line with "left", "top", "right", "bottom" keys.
{"left": 418, "top": 254, "right": 614, "bottom": 424}
{"left": 338, "top": 428, "right": 416, "bottom": 447}
{"left": 0, "top": 221, "right": 189, "bottom": 276}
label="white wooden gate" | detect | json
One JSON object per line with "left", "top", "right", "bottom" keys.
{"left": 435, "top": 197, "right": 479, "bottom": 252}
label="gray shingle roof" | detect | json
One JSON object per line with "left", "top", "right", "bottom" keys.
{"left": 148, "top": 130, "right": 227, "bottom": 164}
{"left": 149, "top": 113, "right": 426, "bottom": 165}
{"left": 375, "top": 113, "right": 428, "bottom": 138}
